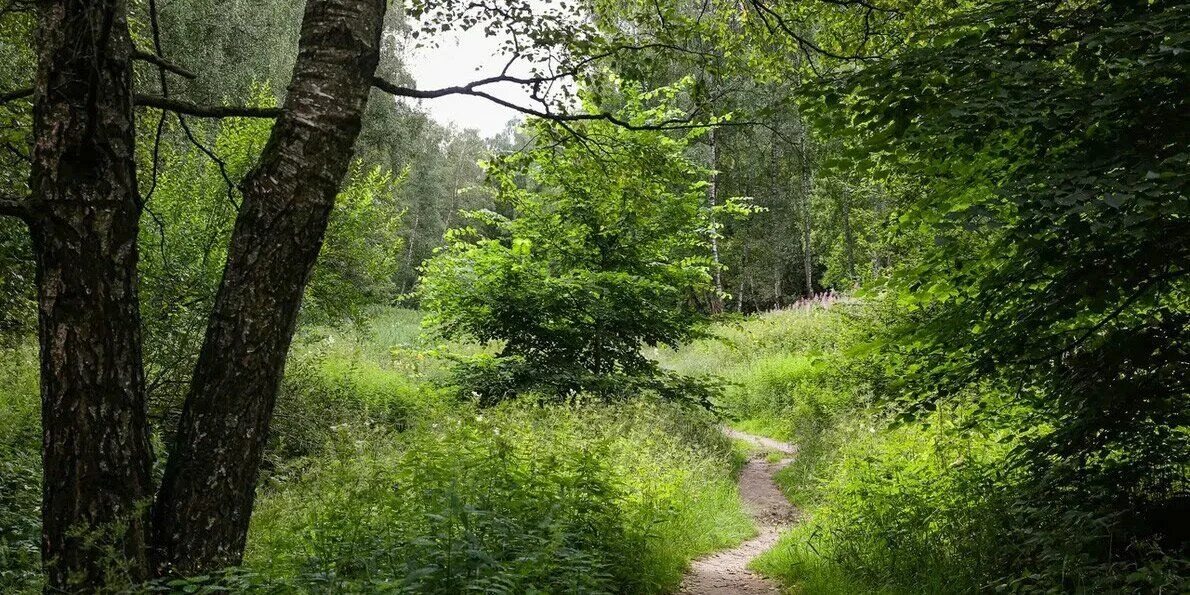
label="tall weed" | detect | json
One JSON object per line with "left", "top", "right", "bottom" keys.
{"left": 246, "top": 402, "right": 753, "bottom": 593}
{"left": 0, "top": 345, "right": 41, "bottom": 593}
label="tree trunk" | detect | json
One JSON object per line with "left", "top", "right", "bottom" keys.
{"left": 151, "top": 0, "right": 387, "bottom": 575}
{"left": 401, "top": 208, "right": 420, "bottom": 294}
{"left": 799, "top": 136, "right": 814, "bottom": 295}
{"left": 29, "top": 1, "right": 154, "bottom": 589}
{"left": 735, "top": 239, "right": 749, "bottom": 312}
{"left": 707, "top": 126, "right": 724, "bottom": 313}
{"left": 773, "top": 263, "right": 782, "bottom": 308}
{"left": 840, "top": 180, "right": 856, "bottom": 282}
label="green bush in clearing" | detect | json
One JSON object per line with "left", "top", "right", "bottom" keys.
{"left": 245, "top": 401, "right": 754, "bottom": 593}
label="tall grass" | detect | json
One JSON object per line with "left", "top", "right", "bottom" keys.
{"left": 246, "top": 309, "right": 755, "bottom": 593}
{"left": 0, "top": 308, "right": 757, "bottom": 593}
{"left": 661, "top": 305, "right": 1009, "bottom": 593}
{"left": 0, "top": 345, "right": 39, "bottom": 593}
{"left": 657, "top": 306, "right": 873, "bottom": 507}
{"left": 665, "top": 304, "right": 1190, "bottom": 594}
{"left": 245, "top": 402, "right": 753, "bottom": 593}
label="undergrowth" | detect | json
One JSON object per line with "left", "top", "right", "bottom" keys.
{"left": 662, "top": 304, "right": 1189, "bottom": 593}
{"left": 0, "top": 308, "right": 754, "bottom": 593}
{"left": 0, "top": 345, "right": 39, "bottom": 593}
{"left": 245, "top": 401, "right": 752, "bottom": 593}
{"left": 243, "top": 309, "right": 754, "bottom": 593}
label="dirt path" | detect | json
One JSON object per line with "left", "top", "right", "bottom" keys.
{"left": 678, "top": 428, "right": 798, "bottom": 595}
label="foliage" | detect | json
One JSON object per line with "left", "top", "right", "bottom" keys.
{"left": 802, "top": 0, "right": 1190, "bottom": 575}
{"left": 302, "top": 164, "right": 406, "bottom": 326}
{"left": 136, "top": 106, "right": 408, "bottom": 419}
{"left": 669, "top": 302, "right": 1190, "bottom": 593}
{"left": 421, "top": 84, "right": 752, "bottom": 401}
{"left": 753, "top": 406, "right": 1013, "bottom": 594}
{"left": 0, "top": 220, "right": 32, "bottom": 347}
{"left": 0, "top": 8, "right": 34, "bottom": 348}
{"left": 226, "top": 310, "right": 752, "bottom": 594}
{"left": 0, "top": 346, "right": 39, "bottom": 594}
{"left": 0, "top": 308, "right": 754, "bottom": 594}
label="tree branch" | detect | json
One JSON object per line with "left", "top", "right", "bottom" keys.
{"left": 133, "top": 94, "right": 281, "bottom": 118}
{"left": 0, "top": 87, "right": 32, "bottom": 103}
{"left": 0, "top": 193, "right": 30, "bottom": 220}
{"left": 2, "top": 51, "right": 194, "bottom": 106}
{"left": 132, "top": 50, "right": 197, "bottom": 79}
{"left": 373, "top": 76, "right": 727, "bottom": 131}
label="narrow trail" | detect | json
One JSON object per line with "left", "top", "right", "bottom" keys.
{"left": 678, "top": 428, "right": 799, "bottom": 595}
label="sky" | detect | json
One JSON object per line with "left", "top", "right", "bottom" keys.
{"left": 401, "top": 24, "right": 535, "bottom": 138}
{"left": 400, "top": 0, "right": 577, "bottom": 138}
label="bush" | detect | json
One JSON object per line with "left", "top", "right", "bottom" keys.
{"left": 420, "top": 88, "right": 756, "bottom": 403}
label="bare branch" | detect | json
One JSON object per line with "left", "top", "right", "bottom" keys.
{"left": 134, "top": 94, "right": 280, "bottom": 118}
{"left": 6, "top": 92, "right": 277, "bottom": 119}
{"left": 374, "top": 76, "right": 727, "bottom": 131}
{"left": 0, "top": 87, "right": 32, "bottom": 103}
{"left": 132, "top": 50, "right": 197, "bottom": 80}
{"left": 0, "top": 194, "right": 30, "bottom": 220}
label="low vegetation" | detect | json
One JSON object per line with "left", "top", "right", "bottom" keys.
{"left": 0, "top": 311, "right": 753, "bottom": 594}
{"left": 662, "top": 303, "right": 1188, "bottom": 593}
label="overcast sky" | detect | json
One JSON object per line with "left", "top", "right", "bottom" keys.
{"left": 401, "top": 25, "right": 533, "bottom": 138}
{"left": 400, "top": 0, "right": 577, "bottom": 138}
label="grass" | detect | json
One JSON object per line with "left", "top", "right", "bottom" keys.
{"left": 0, "top": 308, "right": 758, "bottom": 593}
{"left": 0, "top": 345, "right": 40, "bottom": 594}
{"left": 246, "top": 401, "right": 754, "bottom": 593}
{"left": 660, "top": 304, "right": 1003, "bottom": 594}
{"left": 246, "top": 308, "right": 757, "bottom": 593}
{"left": 666, "top": 303, "right": 1190, "bottom": 594}
{"left": 8, "top": 304, "right": 1181, "bottom": 593}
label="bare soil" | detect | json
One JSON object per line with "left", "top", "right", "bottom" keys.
{"left": 678, "top": 429, "right": 798, "bottom": 595}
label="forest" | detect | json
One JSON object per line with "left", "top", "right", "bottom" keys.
{"left": 0, "top": 0, "right": 1186, "bottom": 593}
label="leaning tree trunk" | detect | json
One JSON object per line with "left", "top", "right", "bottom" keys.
{"left": 28, "top": 0, "right": 154, "bottom": 589}
{"left": 151, "top": 0, "right": 387, "bottom": 575}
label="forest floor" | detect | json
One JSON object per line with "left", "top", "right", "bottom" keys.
{"left": 678, "top": 428, "right": 799, "bottom": 594}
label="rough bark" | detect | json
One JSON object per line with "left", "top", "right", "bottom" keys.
{"left": 29, "top": 0, "right": 154, "bottom": 589}
{"left": 151, "top": 0, "right": 387, "bottom": 575}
